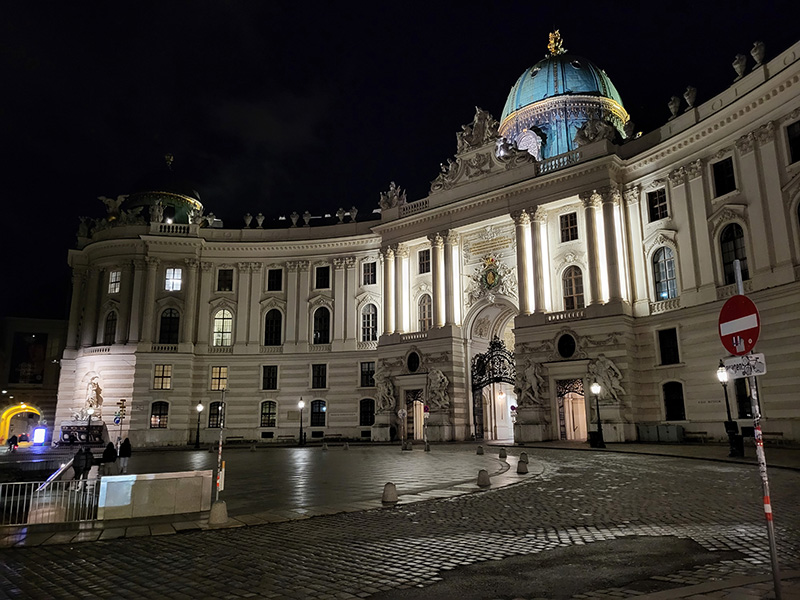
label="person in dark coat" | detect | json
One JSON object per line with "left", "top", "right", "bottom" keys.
{"left": 101, "top": 442, "right": 118, "bottom": 476}
{"left": 81, "top": 447, "right": 94, "bottom": 479}
{"left": 8, "top": 435, "right": 18, "bottom": 452}
{"left": 73, "top": 447, "right": 86, "bottom": 480}
{"left": 118, "top": 438, "right": 132, "bottom": 474}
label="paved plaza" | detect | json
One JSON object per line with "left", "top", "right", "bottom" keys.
{"left": 1, "top": 444, "right": 799, "bottom": 599}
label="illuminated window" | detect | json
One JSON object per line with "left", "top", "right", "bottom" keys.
{"left": 653, "top": 247, "right": 677, "bottom": 300}
{"left": 103, "top": 312, "right": 117, "bottom": 345}
{"left": 360, "top": 398, "right": 375, "bottom": 426}
{"left": 418, "top": 249, "right": 431, "bottom": 274}
{"left": 562, "top": 266, "right": 585, "bottom": 310}
{"left": 720, "top": 223, "right": 749, "bottom": 285}
{"left": 208, "top": 401, "right": 222, "bottom": 428}
{"left": 315, "top": 266, "right": 330, "bottom": 289}
{"left": 663, "top": 382, "right": 685, "bottom": 421}
{"left": 108, "top": 270, "right": 121, "bottom": 294}
{"left": 153, "top": 364, "right": 172, "bottom": 390}
{"left": 260, "top": 401, "right": 277, "bottom": 428}
{"left": 361, "top": 304, "right": 377, "bottom": 341}
{"left": 310, "top": 400, "right": 326, "bottom": 427}
{"left": 150, "top": 401, "right": 169, "bottom": 429}
{"left": 360, "top": 361, "right": 375, "bottom": 388}
{"left": 263, "top": 309, "right": 282, "bottom": 346}
{"left": 313, "top": 307, "right": 330, "bottom": 344}
{"left": 262, "top": 365, "right": 278, "bottom": 390}
{"left": 212, "top": 309, "right": 233, "bottom": 347}
{"left": 788, "top": 121, "right": 800, "bottom": 163}
{"left": 311, "top": 364, "right": 327, "bottom": 389}
{"left": 362, "top": 262, "right": 377, "bottom": 285}
{"left": 210, "top": 366, "right": 228, "bottom": 391}
{"left": 647, "top": 189, "right": 668, "bottom": 222}
{"left": 217, "top": 269, "right": 234, "bottom": 292}
{"left": 712, "top": 157, "right": 736, "bottom": 197}
{"left": 159, "top": 308, "right": 180, "bottom": 344}
{"left": 267, "top": 268, "right": 283, "bottom": 291}
{"left": 418, "top": 294, "right": 432, "bottom": 331}
{"left": 560, "top": 212, "right": 578, "bottom": 242}
{"left": 165, "top": 268, "right": 182, "bottom": 291}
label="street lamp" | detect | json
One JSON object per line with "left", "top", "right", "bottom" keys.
{"left": 590, "top": 382, "right": 605, "bottom": 448}
{"left": 86, "top": 407, "right": 95, "bottom": 445}
{"left": 717, "top": 360, "right": 742, "bottom": 457}
{"left": 194, "top": 402, "right": 204, "bottom": 449}
{"left": 298, "top": 398, "right": 305, "bottom": 446}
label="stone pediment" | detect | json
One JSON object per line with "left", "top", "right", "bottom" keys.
{"left": 430, "top": 143, "right": 534, "bottom": 194}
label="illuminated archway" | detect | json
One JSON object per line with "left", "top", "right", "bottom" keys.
{"left": 1, "top": 403, "right": 42, "bottom": 445}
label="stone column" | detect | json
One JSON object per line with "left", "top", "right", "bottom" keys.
{"left": 600, "top": 186, "right": 622, "bottom": 302}
{"left": 394, "top": 245, "right": 408, "bottom": 333}
{"left": 443, "top": 230, "right": 459, "bottom": 325}
{"left": 333, "top": 258, "right": 346, "bottom": 342}
{"left": 381, "top": 247, "right": 395, "bottom": 334}
{"left": 196, "top": 262, "right": 213, "bottom": 347}
{"left": 285, "top": 262, "right": 301, "bottom": 346}
{"left": 581, "top": 192, "right": 603, "bottom": 305}
{"left": 623, "top": 186, "right": 648, "bottom": 309}
{"left": 128, "top": 259, "right": 146, "bottom": 343}
{"left": 248, "top": 262, "right": 263, "bottom": 345}
{"left": 66, "top": 269, "right": 86, "bottom": 349}
{"left": 116, "top": 262, "right": 133, "bottom": 344}
{"left": 345, "top": 257, "right": 358, "bottom": 342}
{"left": 140, "top": 257, "right": 160, "bottom": 344}
{"left": 684, "top": 161, "right": 715, "bottom": 288}
{"left": 181, "top": 258, "right": 199, "bottom": 344}
{"left": 235, "top": 262, "right": 251, "bottom": 348}
{"left": 531, "top": 207, "right": 547, "bottom": 313}
{"left": 80, "top": 267, "right": 101, "bottom": 347}
{"left": 512, "top": 210, "right": 533, "bottom": 315}
{"left": 668, "top": 169, "right": 698, "bottom": 291}
{"left": 754, "top": 123, "right": 791, "bottom": 266}
{"left": 429, "top": 233, "right": 445, "bottom": 328}
{"left": 736, "top": 131, "right": 771, "bottom": 272}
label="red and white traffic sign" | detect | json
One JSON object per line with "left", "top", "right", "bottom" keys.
{"left": 718, "top": 294, "right": 760, "bottom": 356}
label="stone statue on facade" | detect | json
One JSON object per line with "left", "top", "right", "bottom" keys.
{"left": 77, "top": 217, "right": 91, "bottom": 238}
{"left": 86, "top": 375, "right": 104, "bottom": 415}
{"left": 427, "top": 369, "right": 450, "bottom": 410}
{"left": 623, "top": 120, "right": 636, "bottom": 140}
{"left": 349, "top": 206, "right": 358, "bottom": 222}
{"left": 374, "top": 368, "right": 396, "bottom": 412}
{"left": 573, "top": 119, "right": 616, "bottom": 147}
{"left": 99, "top": 195, "right": 127, "bottom": 219}
{"left": 290, "top": 211, "right": 299, "bottom": 227}
{"left": 750, "top": 41, "right": 765, "bottom": 68}
{"left": 588, "top": 354, "right": 625, "bottom": 403}
{"left": 456, "top": 107, "right": 499, "bottom": 153}
{"left": 732, "top": 53, "right": 747, "bottom": 81}
{"left": 683, "top": 86, "right": 697, "bottom": 110}
{"left": 149, "top": 201, "right": 165, "bottom": 224}
{"left": 668, "top": 96, "right": 681, "bottom": 119}
{"left": 378, "top": 181, "right": 407, "bottom": 210}
{"left": 515, "top": 358, "right": 545, "bottom": 407}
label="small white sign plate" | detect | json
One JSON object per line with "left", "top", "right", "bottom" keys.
{"left": 723, "top": 353, "right": 767, "bottom": 379}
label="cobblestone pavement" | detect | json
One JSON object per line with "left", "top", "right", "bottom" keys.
{"left": 1, "top": 449, "right": 798, "bottom": 599}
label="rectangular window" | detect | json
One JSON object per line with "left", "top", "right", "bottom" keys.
{"left": 210, "top": 366, "right": 228, "bottom": 391}
{"left": 788, "top": 120, "right": 800, "bottom": 164}
{"left": 165, "top": 268, "right": 182, "bottom": 291}
{"left": 262, "top": 365, "right": 278, "bottom": 390}
{"left": 311, "top": 364, "right": 327, "bottom": 389}
{"left": 362, "top": 262, "right": 377, "bottom": 285}
{"left": 260, "top": 401, "right": 277, "bottom": 428}
{"left": 217, "top": 269, "right": 234, "bottom": 292}
{"left": 560, "top": 212, "right": 578, "bottom": 242}
{"left": 418, "top": 249, "right": 431, "bottom": 274}
{"left": 153, "top": 364, "right": 173, "bottom": 390}
{"left": 712, "top": 157, "right": 736, "bottom": 197}
{"left": 315, "top": 266, "right": 330, "bottom": 289}
{"left": 108, "top": 270, "right": 121, "bottom": 294}
{"left": 735, "top": 378, "right": 753, "bottom": 419}
{"left": 360, "top": 361, "right": 375, "bottom": 388}
{"left": 267, "top": 268, "right": 283, "bottom": 291}
{"left": 150, "top": 402, "right": 169, "bottom": 429}
{"left": 658, "top": 328, "right": 680, "bottom": 365}
{"left": 647, "top": 189, "right": 668, "bottom": 222}
{"left": 208, "top": 401, "right": 222, "bottom": 428}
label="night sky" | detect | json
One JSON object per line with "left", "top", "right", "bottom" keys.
{"left": 2, "top": 1, "right": 796, "bottom": 320}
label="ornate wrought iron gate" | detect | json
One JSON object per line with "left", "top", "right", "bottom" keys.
{"left": 470, "top": 337, "right": 515, "bottom": 440}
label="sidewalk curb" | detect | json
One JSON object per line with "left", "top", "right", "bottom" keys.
{"left": 634, "top": 570, "right": 800, "bottom": 599}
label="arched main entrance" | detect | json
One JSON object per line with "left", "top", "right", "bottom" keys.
{"left": 1, "top": 403, "right": 42, "bottom": 445}
{"left": 470, "top": 337, "right": 516, "bottom": 440}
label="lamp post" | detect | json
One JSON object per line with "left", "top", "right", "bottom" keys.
{"left": 86, "top": 407, "right": 95, "bottom": 445}
{"left": 590, "top": 382, "right": 605, "bottom": 448}
{"left": 298, "top": 398, "right": 305, "bottom": 446}
{"left": 716, "top": 360, "right": 742, "bottom": 457}
{"left": 194, "top": 402, "right": 204, "bottom": 449}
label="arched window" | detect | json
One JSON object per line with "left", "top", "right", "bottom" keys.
{"left": 212, "top": 309, "right": 233, "bottom": 347}
{"left": 103, "top": 311, "right": 117, "bottom": 345}
{"left": 264, "top": 309, "right": 282, "bottom": 346}
{"left": 361, "top": 304, "right": 378, "bottom": 342}
{"left": 150, "top": 401, "right": 169, "bottom": 429}
{"left": 313, "top": 307, "right": 330, "bottom": 344}
{"left": 260, "top": 400, "right": 277, "bottom": 428}
{"left": 720, "top": 223, "right": 749, "bottom": 285}
{"left": 653, "top": 247, "right": 677, "bottom": 300}
{"left": 563, "top": 266, "right": 585, "bottom": 310}
{"left": 663, "top": 382, "right": 686, "bottom": 421}
{"left": 310, "top": 399, "right": 326, "bottom": 427}
{"left": 208, "top": 401, "right": 223, "bottom": 428}
{"left": 159, "top": 308, "right": 180, "bottom": 344}
{"left": 359, "top": 398, "right": 375, "bottom": 426}
{"left": 418, "top": 294, "right": 432, "bottom": 332}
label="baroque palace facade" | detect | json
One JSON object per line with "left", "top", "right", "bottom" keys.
{"left": 49, "top": 34, "right": 800, "bottom": 447}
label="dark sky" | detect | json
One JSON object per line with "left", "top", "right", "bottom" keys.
{"left": 2, "top": 1, "right": 796, "bottom": 320}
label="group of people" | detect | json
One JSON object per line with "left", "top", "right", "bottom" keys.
{"left": 72, "top": 437, "right": 132, "bottom": 480}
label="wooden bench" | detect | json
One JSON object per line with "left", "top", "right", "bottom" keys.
{"left": 683, "top": 431, "right": 709, "bottom": 443}
{"left": 225, "top": 436, "right": 245, "bottom": 444}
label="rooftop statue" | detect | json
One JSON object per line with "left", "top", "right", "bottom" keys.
{"left": 379, "top": 181, "right": 407, "bottom": 210}
{"left": 456, "top": 107, "right": 499, "bottom": 153}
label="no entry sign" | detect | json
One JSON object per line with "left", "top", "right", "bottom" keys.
{"left": 718, "top": 294, "right": 760, "bottom": 355}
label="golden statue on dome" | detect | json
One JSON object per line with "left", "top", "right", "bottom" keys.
{"left": 547, "top": 30, "right": 567, "bottom": 56}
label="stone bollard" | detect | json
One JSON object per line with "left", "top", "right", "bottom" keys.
{"left": 519, "top": 451, "right": 529, "bottom": 464}
{"left": 250, "top": 444, "right": 256, "bottom": 452}
{"left": 208, "top": 445, "right": 215, "bottom": 453}
{"left": 517, "top": 460, "right": 529, "bottom": 474}
{"left": 343, "top": 442, "right": 349, "bottom": 450}
{"left": 382, "top": 482, "right": 398, "bottom": 505}
{"left": 424, "top": 442, "right": 430, "bottom": 452}
{"left": 322, "top": 442, "right": 328, "bottom": 451}
{"left": 208, "top": 500, "right": 228, "bottom": 526}
{"left": 477, "top": 469, "right": 491, "bottom": 487}
{"left": 499, "top": 447, "right": 507, "bottom": 459}
{"left": 476, "top": 445, "right": 484, "bottom": 455}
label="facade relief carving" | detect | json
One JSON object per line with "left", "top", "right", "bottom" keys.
{"left": 465, "top": 254, "right": 517, "bottom": 308}
{"left": 456, "top": 106, "right": 499, "bottom": 154}
{"left": 685, "top": 159, "right": 704, "bottom": 180}
{"left": 588, "top": 354, "right": 626, "bottom": 403}
{"left": 514, "top": 357, "right": 545, "bottom": 408}
{"left": 426, "top": 369, "right": 450, "bottom": 411}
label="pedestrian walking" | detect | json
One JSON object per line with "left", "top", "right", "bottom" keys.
{"left": 102, "top": 441, "right": 118, "bottom": 476}
{"left": 118, "top": 438, "right": 132, "bottom": 474}
{"left": 7, "top": 434, "right": 18, "bottom": 452}
{"left": 81, "top": 447, "right": 94, "bottom": 479}
{"left": 72, "top": 447, "right": 86, "bottom": 481}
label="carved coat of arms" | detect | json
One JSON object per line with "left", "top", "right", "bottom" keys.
{"left": 467, "top": 255, "right": 517, "bottom": 307}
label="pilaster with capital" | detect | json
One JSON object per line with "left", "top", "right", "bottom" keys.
{"left": 530, "top": 207, "right": 547, "bottom": 312}
{"left": 247, "top": 262, "right": 263, "bottom": 345}
{"left": 622, "top": 186, "right": 648, "bottom": 307}
{"left": 393, "top": 244, "right": 408, "bottom": 333}
{"left": 140, "top": 257, "right": 161, "bottom": 344}
{"left": 597, "top": 187, "right": 623, "bottom": 301}
{"left": 429, "top": 233, "right": 445, "bottom": 328}
{"left": 285, "top": 261, "right": 301, "bottom": 345}
{"left": 512, "top": 210, "right": 533, "bottom": 315}
{"left": 296, "top": 261, "right": 311, "bottom": 349}
{"left": 381, "top": 247, "right": 396, "bottom": 334}
{"left": 80, "top": 268, "right": 101, "bottom": 347}
{"left": 443, "top": 231, "right": 460, "bottom": 325}
{"left": 116, "top": 261, "right": 134, "bottom": 344}
{"left": 345, "top": 257, "right": 358, "bottom": 342}
{"left": 127, "top": 259, "right": 147, "bottom": 343}
{"left": 196, "top": 261, "right": 214, "bottom": 346}
{"left": 66, "top": 269, "right": 87, "bottom": 349}
{"left": 580, "top": 192, "right": 603, "bottom": 305}
{"left": 234, "top": 263, "right": 251, "bottom": 348}
{"left": 333, "top": 258, "right": 346, "bottom": 343}
{"left": 181, "top": 258, "right": 199, "bottom": 344}
{"left": 754, "top": 121, "right": 791, "bottom": 265}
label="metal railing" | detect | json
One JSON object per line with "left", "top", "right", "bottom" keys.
{"left": 0, "top": 480, "right": 100, "bottom": 526}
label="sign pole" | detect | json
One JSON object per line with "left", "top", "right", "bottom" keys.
{"left": 216, "top": 388, "right": 226, "bottom": 502}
